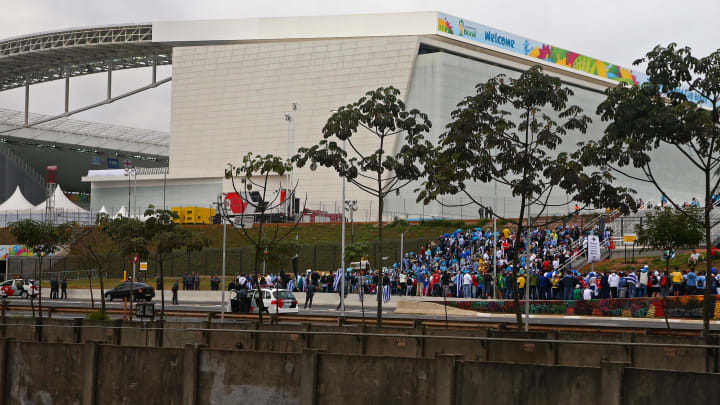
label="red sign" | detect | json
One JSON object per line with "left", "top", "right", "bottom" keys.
{"left": 224, "top": 192, "right": 251, "bottom": 214}
{"left": 133, "top": 255, "right": 139, "bottom": 264}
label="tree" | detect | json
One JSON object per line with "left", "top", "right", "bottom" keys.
{"left": 589, "top": 44, "right": 720, "bottom": 334}
{"left": 294, "top": 86, "right": 433, "bottom": 326}
{"left": 636, "top": 208, "right": 704, "bottom": 272}
{"left": 419, "top": 66, "right": 635, "bottom": 328}
{"left": 8, "top": 220, "right": 73, "bottom": 324}
{"left": 104, "top": 207, "right": 207, "bottom": 319}
{"left": 635, "top": 207, "right": 705, "bottom": 329}
{"left": 74, "top": 214, "right": 117, "bottom": 314}
{"left": 222, "top": 153, "right": 305, "bottom": 324}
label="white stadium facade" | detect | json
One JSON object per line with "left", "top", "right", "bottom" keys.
{"left": 0, "top": 12, "right": 702, "bottom": 221}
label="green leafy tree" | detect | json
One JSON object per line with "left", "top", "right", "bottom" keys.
{"left": 636, "top": 208, "right": 704, "bottom": 273}
{"left": 8, "top": 220, "right": 73, "bottom": 323}
{"left": 344, "top": 242, "right": 370, "bottom": 264}
{"left": 105, "top": 207, "right": 208, "bottom": 319}
{"left": 222, "top": 153, "right": 305, "bottom": 323}
{"left": 75, "top": 214, "right": 117, "bottom": 313}
{"left": 294, "top": 86, "right": 433, "bottom": 327}
{"left": 588, "top": 44, "right": 720, "bottom": 334}
{"left": 419, "top": 66, "right": 635, "bottom": 328}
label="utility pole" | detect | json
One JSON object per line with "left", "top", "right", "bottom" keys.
{"left": 493, "top": 217, "right": 497, "bottom": 298}
{"left": 221, "top": 219, "right": 227, "bottom": 323}
{"left": 340, "top": 141, "right": 346, "bottom": 316}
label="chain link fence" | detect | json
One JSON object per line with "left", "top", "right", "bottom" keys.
{"left": 3, "top": 237, "right": 430, "bottom": 281}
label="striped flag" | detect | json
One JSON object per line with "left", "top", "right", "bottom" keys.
{"left": 333, "top": 270, "right": 342, "bottom": 291}
{"left": 382, "top": 284, "right": 391, "bottom": 303}
{"left": 455, "top": 272, "right": 463, "bottom": 297}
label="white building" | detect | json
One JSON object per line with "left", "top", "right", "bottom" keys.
{"left": 82, "top": 12, "right": 698, "bottom": 220}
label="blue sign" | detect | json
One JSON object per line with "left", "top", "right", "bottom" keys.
{"left": 107, "top": 158, "right": 119, "bottom": 169}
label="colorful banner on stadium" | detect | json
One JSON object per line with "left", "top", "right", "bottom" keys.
{"left": 0, "top": 245, "right": 35, "bottom": 260}
{"left": 436, "top": 13, "right": 710, "bottom": 107}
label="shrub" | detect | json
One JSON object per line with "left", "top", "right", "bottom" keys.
{"left": 85, "top": 311, "right": 110, "bottom": 321}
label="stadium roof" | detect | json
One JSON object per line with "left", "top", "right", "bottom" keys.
{"left": 0, "top": 24, "right": 172, "bottom": 91}
{"left": 0, "top": 108, "right": 168, "bottom": 156}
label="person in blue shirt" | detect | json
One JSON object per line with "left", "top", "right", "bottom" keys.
{"left": 696, "top": 272, "right": 706, "bottom": 294}
{"left": 686, "top": 269, "right": 697, "bottom": 295}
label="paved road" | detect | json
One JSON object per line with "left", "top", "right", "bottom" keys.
{"left": 5, "top": 296, "right": 719, "bottom": 330}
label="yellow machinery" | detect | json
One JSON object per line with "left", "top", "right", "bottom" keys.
{"left": 171, "top": 206, "right": 216, "bottom": 224}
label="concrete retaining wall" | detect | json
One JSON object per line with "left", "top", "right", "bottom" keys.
{"left": 0, "top": 317, "right": 718, "bottom": 374}
{"left": 0, "top": 340, "right": 716, "bottom": 405}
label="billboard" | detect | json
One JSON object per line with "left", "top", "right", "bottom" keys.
{"left": 0, "top": 245, "right": 35, "bottom": 260}
{"left": 436, "top": 13, "right": 710, "bottom": 107}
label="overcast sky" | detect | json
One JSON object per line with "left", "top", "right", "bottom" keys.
{"left": 0, "top": 0, "right": 718, "bottom": 132}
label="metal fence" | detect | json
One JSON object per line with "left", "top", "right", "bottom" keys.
{"left": 3, "top": 237, "right": 430, "bottom": 281}
{"left": 0, "top": 194, "right": 606, "bottom": 228}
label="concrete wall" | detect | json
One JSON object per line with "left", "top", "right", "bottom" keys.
{"left": 0, "top": 339, "right": 716, "bottom": 405}
{"left": 1, "top": 318, "right": 718, "bottom": 374}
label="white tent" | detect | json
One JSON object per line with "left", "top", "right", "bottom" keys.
{"left": 34, "top": 185, "right": 89, "bottom": 213}
{"left": 115, "top": 206, "right": 127, "bottom": 218}
{"left": 98, "top": 206, "right": 108, "bottom": 214}
{"left": 0, "top": 186, "right": 35, "bottom": 212}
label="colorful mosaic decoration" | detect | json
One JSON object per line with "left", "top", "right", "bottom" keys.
{"left": 0, "top": 245, "right": 35, "bottom": 260}
{"left": 436, "top": 13, "right": 709, "bottom": 107}
{"left": 440, "top": 296, "right": 720, "bottom": 320}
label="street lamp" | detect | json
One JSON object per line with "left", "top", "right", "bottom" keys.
{"left": 123, "top": 166, "right": 137, "bottom": 217}
{"left": 344, "top": 200, "right": 358, "bottom": 243}
{"left": 285, "top": 102, "right": 297, "bottom": 219}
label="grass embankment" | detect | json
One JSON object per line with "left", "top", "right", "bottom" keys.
{"left": 1, "top": 218, "right": 488, "bottom": 248}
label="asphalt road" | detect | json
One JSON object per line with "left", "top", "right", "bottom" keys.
{"left": 4, "top": 296, "right": 719, "bottom": 330}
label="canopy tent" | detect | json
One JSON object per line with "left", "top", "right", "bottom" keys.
{"left": 98, "top": 206, "right": 108, "bottom": 214}
{"left": 0, "top": 186, "right": 35, "bottom": 212}
{"left": 33, "top": 185, "right": 89, "bottom": 213}
{"left": 115, "top": 206, "right": 127, "bottom": 218}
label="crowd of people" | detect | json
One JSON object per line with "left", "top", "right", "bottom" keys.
{"left": 161, "top": 223, "right": 720, "bottom": 307}
{"left": 243, "top": 225, "right": 720, "bottom": 302}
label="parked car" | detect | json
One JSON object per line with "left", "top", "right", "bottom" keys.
{"left": 228, "top": 288, "right": 298, "bottom": 314}
{"left": 105, "top": 282, "right": 155, "bottom": 302}
{"left": 0, "top": 279, "right": 38, "bottom": 299}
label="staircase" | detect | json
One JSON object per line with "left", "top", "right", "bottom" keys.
{"left": 553, "top": 210, "right": 620, "bottom": 273}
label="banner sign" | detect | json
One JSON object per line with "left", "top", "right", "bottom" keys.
{"left": 587, "top": 235, "right": 602, "bottom": 263}
{"left": 0, "top": 245, "right": 35, "bottom": 260}
{"left": 436, "top": 12, "right": 710, "bottom": 108}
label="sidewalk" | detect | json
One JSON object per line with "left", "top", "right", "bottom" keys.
{"left": 64, "top": 288, "right": 483, "bottom": 308}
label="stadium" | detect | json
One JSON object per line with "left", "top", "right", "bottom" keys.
{"left": 0, "top": 11, "right": 702, "bottom": 223}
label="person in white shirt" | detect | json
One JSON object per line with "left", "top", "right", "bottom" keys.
{"left": 583, "top": 287, "right": 593, "bottom": 300}
{"left": 608, "top": 272, "right": 620, "bottom": 298}
{"left": 462, "top": 272, "right": 473, "bottom": 298}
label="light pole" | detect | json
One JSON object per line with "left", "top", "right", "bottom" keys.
{"left": 345, "top": 200, "right": 358, "bottom": 243}
{"left": 340, "top": 139, "right": 346, "bottom": 316}
{"left": 123, "top": 167, "right": 136, "bottom": 217}
{"left": 285, "top": 102, "right": 297, "bottom": 219}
